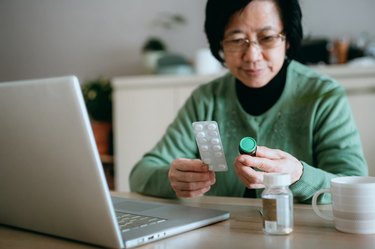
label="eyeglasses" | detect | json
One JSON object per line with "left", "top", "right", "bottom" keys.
{"left": 221, "top": 32, "right": 286, "bottom": 53}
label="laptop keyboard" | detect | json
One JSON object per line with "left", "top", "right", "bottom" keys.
{"left": 116, "top": 212, "right": 167, "bottom": 232}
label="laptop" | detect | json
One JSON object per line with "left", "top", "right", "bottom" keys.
{"left": 0, "top": 76, "right": 230, "bottom": 248}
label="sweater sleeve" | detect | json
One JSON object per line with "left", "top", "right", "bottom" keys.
{"left": 291, "top": 85, "right": 368, "bottom": 203}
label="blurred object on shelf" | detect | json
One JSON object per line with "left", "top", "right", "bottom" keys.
{"left": 295, "top": 37, "right": 368, "bottom": 66}
{"left": 354, "top": 31, "right": 375, "bottom": 56}
{"left": 347, "top": 56, "right": 375, "bottom": 67}
{"left": 142, "top": 37, "right": 167, "bottom": 74}
{"left": 294, "top": 38, "right": 330, "bottom": 65}
{"left": 365, "top": 42, "right": 375, "bottom": 58}
{"left": 155, "top": 53, "right": 193, "bottom": 75}
{"left": 347, "top": 46, "right": 365, "bottom": 62}
{"left": 332, "top": 38, "right": 350, "bottom": 64}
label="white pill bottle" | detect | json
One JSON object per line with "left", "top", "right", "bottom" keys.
{"left": 261, "top": 173, "right": 293, "bottom": 235}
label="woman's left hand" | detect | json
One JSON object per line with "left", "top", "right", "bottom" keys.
{"left": 233, "top": 146, "right": 303, "bottom": 189}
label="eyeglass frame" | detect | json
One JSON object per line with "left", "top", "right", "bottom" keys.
{"left": 221, "top": 31, "right": 286, "bottom": 53}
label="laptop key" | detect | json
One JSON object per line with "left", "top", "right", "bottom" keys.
{"left": 116, "top": 212, "right": 166, "bottom": 232}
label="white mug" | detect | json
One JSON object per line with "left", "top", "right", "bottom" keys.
{"left": 312, "top": 176, "right": 375, "bottom": 234}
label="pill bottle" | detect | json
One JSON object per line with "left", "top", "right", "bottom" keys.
{"left": 261, "top": 173, "right": 293, "bottom": 235}
{"left": 239, "top": 137, "right": 257, "bottom": 156}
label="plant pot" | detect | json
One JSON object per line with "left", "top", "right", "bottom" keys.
{"left": 142, "top": 51, "right": 165, "bottom": 74}
{"left": 91, "top": 120, "right": 112, "bottom": 155}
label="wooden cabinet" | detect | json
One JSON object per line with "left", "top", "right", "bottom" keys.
{"left": 112, "top": 66, "right": 375, "bottom": 191}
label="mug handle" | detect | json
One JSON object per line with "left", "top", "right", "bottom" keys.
{"left": 312, "top": 188, "right": 333, "bottom": 221}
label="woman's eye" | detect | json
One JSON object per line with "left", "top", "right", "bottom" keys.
{"left": 260, "top": 35, "right": 276, "bottom": 43}
{"left": 230, "top": 38, "right": 246, "bottom": 45}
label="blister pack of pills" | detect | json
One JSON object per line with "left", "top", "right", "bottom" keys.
{"left": 192, "top": 121, "right": 228, "bottom": 172}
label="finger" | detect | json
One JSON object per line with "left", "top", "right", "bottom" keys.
{"left": 248, "top": 183, "right": 265, "bottom": 189}
{"left": 236, "top": 171, "right": 265, "bottom": 189}
{"left": 238, "top": 155, "right": 277, "bottom": 172}
{"left": 171, "top": 178, "right": 214, "bottom": 192}
{"left": 235, "top": 163, "right": 264, "bottom": 186}
{"left": 172, "top": 158, "right": 209, "bottom": 172}
{"left": 175, "top": 186, "right": 211, "bottom": 198}
{"left": 170, "top": 168, "right": 215, "bottom": 182}
{"left": 256, "top": 146, "right": 286, "bottom": 159}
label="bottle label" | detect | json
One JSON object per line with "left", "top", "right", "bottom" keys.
{"left": 263, "top": 198, "right": 277, "bottom": 232}
{"left": 263, "top": 198, "right": 277, "bottom": 221}
{"left": 264, "top": 220, "right": 278, "bottom": 232}
{"left": 262, "top": 192, "right": 293, "bottom": 234}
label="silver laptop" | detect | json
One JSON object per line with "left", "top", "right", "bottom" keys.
{"left": 0, "top": 76, "right": 229, "bottom": 248}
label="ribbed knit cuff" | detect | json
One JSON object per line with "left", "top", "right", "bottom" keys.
{"left": 290, "top": 161, "right": 329, "bottom": 203}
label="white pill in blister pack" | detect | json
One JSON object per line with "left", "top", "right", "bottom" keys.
{"left": 192, "top": 121, "right": 228, "bottom": 172}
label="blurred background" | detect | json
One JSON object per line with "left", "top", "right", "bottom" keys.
{"left": 1, "top": 0, "right": 375, "bottom": 190}
{"left": 1, "top": 0, "right": 375, "bottom": 83}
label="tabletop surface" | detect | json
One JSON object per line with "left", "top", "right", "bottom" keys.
{"left": 1, "top": 192, "right": 375, "bottom": 249}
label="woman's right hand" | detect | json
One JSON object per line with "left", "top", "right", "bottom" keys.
{"left": 168, "top": 158, "right": 216, "bottom": 198}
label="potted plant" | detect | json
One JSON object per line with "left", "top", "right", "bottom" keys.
{"left": 141, "top": 13, "right": 187, "bottom": 74}
{"left": 142, "top": 37, "right": 167, "bottom": 73}
{"left": 142, "top": 37, "right": 166, "bottom": 52}
{"left": 82, "top": 77, "right": 113, "bottom": 155}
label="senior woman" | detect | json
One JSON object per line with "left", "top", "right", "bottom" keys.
{"left": 129, "top": 0, "right": 367, "bottom": 203}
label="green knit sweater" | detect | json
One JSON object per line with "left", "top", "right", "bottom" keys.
{"left": 129, "top": 60, "right": 368, "bottom": 203}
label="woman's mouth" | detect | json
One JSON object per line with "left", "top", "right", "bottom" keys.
{"left": 242, "top": 68, "right": 264, "bottom": 76}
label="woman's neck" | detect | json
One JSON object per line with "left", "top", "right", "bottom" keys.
{"left": 236, "top": 60, "right": 289, "bottom": 116}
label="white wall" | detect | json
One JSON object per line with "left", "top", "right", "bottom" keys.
{"left": 300, "top": 0, "right": 375, "bottom": 40}
{"left": 0, "top": 0, "right": 374, "bottom": 83}
{"left": 0, "top": 0, "right": 207, "bottom": 82}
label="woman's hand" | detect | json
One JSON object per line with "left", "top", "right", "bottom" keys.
{"left": 168, "top": 158, "right": 216, "bottom": 198}
{"left": 233, "top": 146, "right": 303, "bottom": 189}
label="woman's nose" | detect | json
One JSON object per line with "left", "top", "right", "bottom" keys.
{"left": 242, "top": 43, "right": 262, "bottom": 62}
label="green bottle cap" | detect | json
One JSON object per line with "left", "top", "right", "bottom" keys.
{"left": 239, "top": 137, "right": 257, "bottom": 155}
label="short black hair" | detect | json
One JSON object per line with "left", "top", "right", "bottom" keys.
{"left": 204, "top": 0, "right": 303, "bottom": 64}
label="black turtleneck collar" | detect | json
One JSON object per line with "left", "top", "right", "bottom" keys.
{"left": 236, "top": 60, "right": 290, "bottom": 116}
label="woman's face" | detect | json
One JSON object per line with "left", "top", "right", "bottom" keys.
{"left": 222, "top": 0, "right": 288, "bottom": 88}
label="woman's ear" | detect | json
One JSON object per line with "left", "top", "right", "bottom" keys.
{"left": 218, "top": 50, "right": 227, "bottom": 68}
{"left": 219, "top": 50, "right": 225, "bottom": 60}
